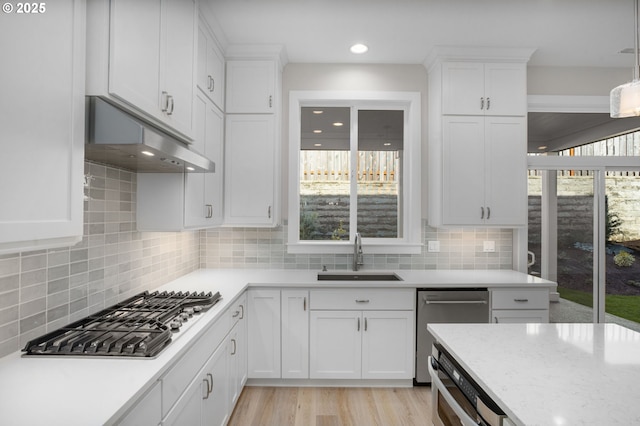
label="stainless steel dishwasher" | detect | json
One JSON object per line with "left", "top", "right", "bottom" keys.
{"left": 415, "top": 289, "right": 489, "bottom": 384}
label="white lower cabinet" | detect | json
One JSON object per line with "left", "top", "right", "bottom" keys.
{"left": 247, "top": 290, "right": 281, "bottom": 378}
{"left": 309, "top": 310, "right": 414, "bottom": 380}
{"left": 490, "top": 289, "right": 550, "bottom": 323}
{"left": 139, "top": 292, "right": 247, "bottom": 426}
{"left": 117, "top": 381, "right": 162, "bottom": 426}
{"left": 281, "top": 290, "right": 310, "bottom": 379}
{"left": 309, "top": 289, "right": 415, "bottom": 380}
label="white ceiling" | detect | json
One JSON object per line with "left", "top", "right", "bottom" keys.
{"left": 206, "top": 0, "right": 635, "bottom": 68}
{"left": 207, "top": 0, "right": 640, "bottom": 152}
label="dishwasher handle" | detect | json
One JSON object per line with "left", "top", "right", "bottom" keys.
{"left": 424, "top": 299, "right": 488, "bottom": 305}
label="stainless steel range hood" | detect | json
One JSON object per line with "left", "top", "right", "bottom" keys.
{"left": 85, "top": 97, "right": 214, "bottom": 173}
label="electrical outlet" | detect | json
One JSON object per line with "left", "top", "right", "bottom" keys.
{"left": 483, "top": 241, "right": 496, "bottom": 252}
{"left": 428, "top": 240, "right": 440, "bottom": 252}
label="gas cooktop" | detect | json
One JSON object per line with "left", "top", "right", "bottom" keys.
{"left": 22, "top": 290, "right": 222, "bottom": 358}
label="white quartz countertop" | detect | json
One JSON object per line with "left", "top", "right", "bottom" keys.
{"left": 428, "top": 323, "right": 640, "bottom": 426}
{"left": 0, "top": 268, "right": 553, "bottom": 425}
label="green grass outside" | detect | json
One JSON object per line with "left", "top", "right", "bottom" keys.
{"left": 558, "top": 287, "right": 640, "bottom": 323}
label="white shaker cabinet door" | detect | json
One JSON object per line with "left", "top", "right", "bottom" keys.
{"left": 226, "top": 60, "right": 276, "bottom": 113}
{"left": 361, "top": 311, "right": 414, "bottom": 379}
{"left": 442, "top": 116, "right": 486, "bottom": 226}
{"left": 109, "top": 0, "right": 162, "bottom": 117}
{"left": 224, "top": 115, "right": 277, "bottom": 227}
{"left": 159, "top": 0, "right": 196, "bottom": 137}
{"left": 281, "top": 290, "right": 310, "bottom": 379}
{"left": 0, "top": 0, "right": 84, "bottom": 254}
{"left": 309, "top": 311, "right": 362, "bottom": 379}
{"left": 247, "top": 290, "right": 281, "bottom": 378}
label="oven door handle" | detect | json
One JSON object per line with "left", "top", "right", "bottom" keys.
{"left": 424, "top": 299, "right": 487, "bottom": 305}
{"left": 428, "top": 357, "right": 480, "bottom": 426}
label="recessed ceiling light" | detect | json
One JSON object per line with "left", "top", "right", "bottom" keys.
{"left": 383, "top": 142, "right": 392, "bottom": 146}
{"left": 538, "top": 145, "right": 548, "bottom": 150}
{"left": 313, "top": 110, "right": 324, "bottom": 114}
{"left": 141, "top": 151, "right": 155, "bottom": 157}
{"left": 186, "top": 166, "right": 195, "bottom": 171}
{"left": 314, "top": 143, "right": 322, "bottom": 147}
{"left": 313, "top": 130, "right": 322, "bottom": 134}
{"left": 350, "top": 43, "right": 368, "bottom": 54}
{"left": 333, "top": 122, "right": 344, "bottom": 127}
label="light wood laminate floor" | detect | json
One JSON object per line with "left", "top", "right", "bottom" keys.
{"left": 228, "top": 386, "right": 432, "bottom": 426}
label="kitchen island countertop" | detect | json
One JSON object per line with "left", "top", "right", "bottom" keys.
{"left": 0, "top": 268, "right": 554, "bottom": 425}
{"left": 428, "top": 322, "right": 640, "bottom": 426}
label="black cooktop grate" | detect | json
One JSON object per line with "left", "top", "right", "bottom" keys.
{"left": 22, "top": 290, "right": 221, "bottom": 358}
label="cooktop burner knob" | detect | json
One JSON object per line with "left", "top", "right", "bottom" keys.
{"left": 180, "top": 313, "right": 190, "bottom": 321}
{"left": 169, "top": 320, "right": 182, "bottom": 330}
{"left": 193, "top": 306, "right": 203, "bottom": 313}
{"left": 184, "top": 307, "right": 195, "bottom": 316}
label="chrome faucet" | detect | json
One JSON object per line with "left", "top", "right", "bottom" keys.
{"left": 353, "top": 232, "right": 364, "bottom": 271}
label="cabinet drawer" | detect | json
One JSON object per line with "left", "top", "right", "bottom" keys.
{"left": 310, "top": 289, "right": 414, "bottom": 310}
{"left": 491, "top": 289, "right": 548, "bottom": 310}
{"left": 161, "top": 314, "right": 229, "bottom": 417}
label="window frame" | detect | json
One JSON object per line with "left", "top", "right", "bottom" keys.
{"left": 288, "top": 90, "right": 422, "bottom": 254}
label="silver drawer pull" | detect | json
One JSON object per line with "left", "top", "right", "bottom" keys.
{"left": 513, "top": 298, "right": 529, "bottom": 302}
{"left": 355, "top": 299, "right": 370, "bottom": 303}
{"left": 232, "top": 310, "right": 240, "bottom": 318}
{"left": 425, "top": 300, "right": 487, "bottom": 305}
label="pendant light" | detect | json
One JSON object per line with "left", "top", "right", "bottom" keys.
{"left": 611, "top": 0, "right": 640, "bottom": 117}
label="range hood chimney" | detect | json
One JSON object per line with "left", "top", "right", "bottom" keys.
{"left": 85, "top": 97, "right": 214, "bottom": 173}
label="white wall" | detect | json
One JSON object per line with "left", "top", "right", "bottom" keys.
{"left": 528, "top": 66, "right": 631, "bottom": 96}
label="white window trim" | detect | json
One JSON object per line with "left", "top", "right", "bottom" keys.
{"left": 287, "top": 90, "right": 422, "bottom": 255}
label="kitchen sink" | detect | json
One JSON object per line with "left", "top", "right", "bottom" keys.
{"left": 317, "top": 272, "right": 402, "bottom": 281}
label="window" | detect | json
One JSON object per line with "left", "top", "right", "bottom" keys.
{"left": 288, "top": 91, "right": 421, "bottom": 254}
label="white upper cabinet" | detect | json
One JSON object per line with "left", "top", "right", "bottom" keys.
{"left": 197, "top": 21, "right": 225, "bottom": 111}
{"left": 223, "top": 47, "right": 284, "bottom": 227}
{"left": 224, "top": 115, "right": 277, "bottom": 227}
{"left": 226, "top": 60, "right": 276, "bottom": 113}
{"left": 441, "top": 116, "right": 527, "bottom": 226}
{"left": 137, "top": 94, "right": 223, "bottom": 231}
{"left": 0, "top": 0, "right": 85, "bottom": 254}
{"left": 427, "top": 47, "right": 533, "bottom": 228}
{"left": 86, "top": 0, "right": 197, "bottom": 140}
{"left": 442, "top": 62, "right": 527, "bottom": 116}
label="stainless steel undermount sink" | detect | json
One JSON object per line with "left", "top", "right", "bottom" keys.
{"left": 317, "top": 272, "right": 402, "bottom": 281}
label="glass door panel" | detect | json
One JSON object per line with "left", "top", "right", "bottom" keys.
{"left": 604, "top": 171, "right": 640, "bottom": 331}
{"left": 528, "top": 169, "right": 595, "bottom": 323}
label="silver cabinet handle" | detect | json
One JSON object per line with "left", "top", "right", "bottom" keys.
{"left": 232, "top": 310, "right": 240, "bottom": 318}
{"left": 486, "top": 97, "right": 490, "bottom": 110}
{"left": 161, "top": 91, "right": 169, "bottom": 112}
{"left": 203, "top": 373, "right": 213, "bottom": 399}
{"left": 494, "top": 317, "right": 499, "bottom": 323}
{"left": 514, "top": 298, "right": 529, "bottom": 302}
{"left": 231, "top": 338, "right": 237, "bottom": 355}
{"left": 206, "top": 204, "right": 213, "bottom": 218}
{"left": 268, "top": 205, "right": 272, "bottom": 218}
{"left": 239, "top": 304, "right": 244, "bottom": 319}
{"left": 487, "top": 207, "right": 491, "bottom": 220}
{"left": 355, "top": 299, "right": 370, "bottom": 303}
{"left": 167, "top": 95, "right": 174, "bottom": 115}
{"left": 303, "top": 297, "right": 307, "bottom": 311}
{"left": 480, "top": 97, "right": 485, "bottom": 110}
{"left": 357, "top": 317, "right": 360, "bottom": 331}
{"left": 425, "top": 300, "right": 487, "bottom": 305}
{"left": 481, "top": 207, "right": 485, "bottom": 219}
{"left": 268, "top": 95, "right": 273, "bottom": 108}
{"left": 364, "top": 317, "right": 368, "bottom": 331}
